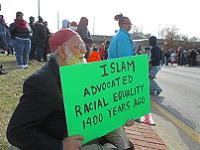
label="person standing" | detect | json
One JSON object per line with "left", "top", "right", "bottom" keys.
{"left": 149, "top": 35, "right": 162, "bottom": 95}
{"left": 34, "top": 16, "right": 47, "bottom": 62}
{"left": 107, "top": 12, "right": 136, "bottom": 140}
{"left": 69, "top": 21, "right": 78, "bottom": 31}
{"left": 0, "top": 14, "right": 11, "bottom": 74}
{"left": 77, "top": 17, "right": 93, "bottom": 59}
{"left": 43, "top": 21, "right": 51, "bottom": 61}
{"left": 9, "top": 12, "right": 32, "bottom": 69}
{"left": 0, "top": 15, "right": 11, "bottom": 52}
{"left": 138, "top": 36, "right": 162, "bottom": 126}
{"left": 61, "top": 19, "right": 70, "bottom": 29}
{"left": 29, "top": 16, "right": 36, "bottom": 60}
{"left": 99, "top": 40, "right": 110, "bottom": 60}
{"left": 108, "top": 13, "right": 134, "bottom": 59}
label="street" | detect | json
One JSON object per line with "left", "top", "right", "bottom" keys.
{"left": 152, "top": 65, "right": 200, "bottom": 133}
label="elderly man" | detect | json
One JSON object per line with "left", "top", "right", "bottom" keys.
{"left": 7, "top": 29, "right": 133, "bottom": 150}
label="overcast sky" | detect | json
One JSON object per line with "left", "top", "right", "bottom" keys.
{"left": 1, "top": 0, "right": 200, "bottom": 38}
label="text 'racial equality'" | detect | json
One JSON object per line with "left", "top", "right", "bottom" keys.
{"left": 71, "top": 59, "right": 147, "bottom": 130}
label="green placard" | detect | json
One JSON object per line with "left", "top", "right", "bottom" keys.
{"left": 60, "top": 54, "right": 150, "bottom": 144}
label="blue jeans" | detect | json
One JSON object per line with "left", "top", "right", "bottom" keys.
{"left": 14, "top": 38, "right": 31, "bottom": 66}
{"left": 150, "top": 66, "right": 162, "bottom": 94}
{"left": 150, "top": 66, "right": 161, "bottom": 78}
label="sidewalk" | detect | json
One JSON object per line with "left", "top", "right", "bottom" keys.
{"left": 125, "top": 122, "right": 168, "bottom": 150}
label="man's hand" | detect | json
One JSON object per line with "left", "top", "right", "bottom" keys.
{"left": 63, "top": 135, "right": 83, "bottom": 150}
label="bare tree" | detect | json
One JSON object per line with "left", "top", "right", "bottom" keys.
{"left": 178, "top": 35, "right": 199, "bottom": 48}
{"left": 132, "top": 25, "right": 151, "bottom": 39}
{"left": 189, "top": 36, "right": 199, "bottom": 42}
{"left": 188, "top": 36, "right": 200, "bottom": 48}
{"left": 159, "top": 25, "right": 180, "bottom": 50}
{"left": 180, "top": 34, "right": 188, "bottom": 41}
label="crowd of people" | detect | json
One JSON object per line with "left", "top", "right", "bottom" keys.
{"left": 162, "top": 48, "right": 200, "bottom": 67}
{"left": 1, "top": 10, "right": 200, "bottom": 69}
{"left": 0, "top": 11, "right": 94, "bottom": 69}
{"left": 0, "top": 11, "right": 51, "bottom": 69}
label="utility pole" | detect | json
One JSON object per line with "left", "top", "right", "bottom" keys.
{"left": 38, "top": 0, "right": 40, "bottom": 16}
{"left": 158, "top": 24, "right": 161, "bottom": 39}
{"left": 57, "top": 11, "right": 60, "bottom": 30}
{"left": 93, "top": 17, "right": 95, "bottom": 35}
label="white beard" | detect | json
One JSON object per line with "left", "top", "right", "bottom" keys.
{"left": 64, "top": 46, "right": 86, "bottom": 65}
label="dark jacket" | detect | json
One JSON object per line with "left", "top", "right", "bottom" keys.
{"left": 9, "top": 23, "right": 31, "bottom": 39}
{"left": 77, "top": 17, "right": 93, "bottom": 45}
{"left": 150, "top": 45, "right": 162, "bottom": 66}
{"left": 149, "top": 36, "right": 162, "bottom": 66}
{"left": 33, "top": 22, "right": 47, "bottom": 48}
{"left": 0, "top": 21, "right": 9, "bottom": 49}
{"left": 29, "top": 22, "right": 35, "bottom": 43}
{"left": 7, "top": 57, "right": 67, "bottom": 150}
{"left": 0, "top": 16, "right": 12, "bottom": 50}
{"left": 77, "top": 26, "right": 93, "bottom": 45}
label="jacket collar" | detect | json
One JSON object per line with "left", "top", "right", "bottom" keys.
{"left": 119, "top": 28, "right": 129, "bottom": 34}
{"left": 48, "top": 56, "right": 60, "bottom": 83}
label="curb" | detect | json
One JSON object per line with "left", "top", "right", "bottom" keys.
{"left": 151, "top": 100, "right": 200, "bottom": 145}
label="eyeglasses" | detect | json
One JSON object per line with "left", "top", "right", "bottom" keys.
{"left": 74, "top": 42, "right": 86, "bottom": 51}
{"left": 122, "top": 22, "right": 133, "bottom": 26}
{"left": 63, "top": 42, "right": 86, "bottom": 51}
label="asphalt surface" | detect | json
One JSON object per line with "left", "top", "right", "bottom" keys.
{"left": 152, "top": 65, "right": 200, "bottom": 134}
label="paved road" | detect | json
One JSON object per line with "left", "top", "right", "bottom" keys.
{"left": 152, "top": 65, "right": 200, "bottom": 133}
